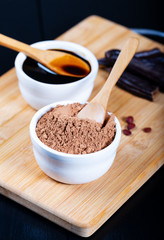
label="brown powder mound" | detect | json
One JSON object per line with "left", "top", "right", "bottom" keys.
{"left": 36, "top": 103, "right": 116, "bottom": 154}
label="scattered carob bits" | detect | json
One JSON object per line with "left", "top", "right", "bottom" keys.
{"left": 122, "top": 115, "right": 135, "bottom": 136}
{"left": 122, "top": 115, "right": 152, "bottom": 136}
{"left": 98, "top": 48, "right": 164, "bottom": 100}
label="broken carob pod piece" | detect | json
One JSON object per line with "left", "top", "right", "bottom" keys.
{"left": 102, "top": 48, "right": 164, "bottom": 91}
{"left": 134, "top": 48, "right": 164, "bottom": 59}
{"left": 105, "top": 48, "right": 164, "bottom": 60}
{"left": 98, "top": 49, "right": 120, "bottom": 67}
{"left": 129, "top": 55, "right": 164, "bottom": 91}
{"left": 98, "top": 57, "right": 113, "bottom": 68}
{"left": 106, "top": 67, "right": 159, "bottom": 101}
{"left": 117, "top": 70, "right": 159, "bottom": 101}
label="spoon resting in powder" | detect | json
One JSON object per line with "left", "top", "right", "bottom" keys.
{"left": 77, "top": 37, "right": 139, "bottom": 124}
{"left": 0, "top": 33, "right": 90, "bottom": 78}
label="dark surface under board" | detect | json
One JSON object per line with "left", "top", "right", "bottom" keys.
{"left": 0, "top": 166, "right": 163, "bottom": 240}
{"left": 0, "top": 0, "right": 163, "bottom": 76}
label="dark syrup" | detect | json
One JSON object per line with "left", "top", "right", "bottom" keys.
{"left": 22, "top": 49, "right": 91, "bottom": 84}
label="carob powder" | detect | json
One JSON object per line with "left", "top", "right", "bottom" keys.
{"left": 36, "top": 103, "right": 116, "bottom": 154}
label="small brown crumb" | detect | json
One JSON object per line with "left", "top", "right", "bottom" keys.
{"left": 126, "top": 116, "right": 134, "bottom": 124}
{"left": 123, "top": 129, "right": 132, "bottom": 136}
{"left": 127, "top": 123, "right": 135, "bottom": 130}
{"left": 143, "top": 127, "right": 152, "bottom": 133}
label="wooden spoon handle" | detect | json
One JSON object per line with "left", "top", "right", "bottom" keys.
{"left": 91, "top": 37, "right": 139, "bottom": 110}
{"left": 0, "top": 34, "right": 79, "bottom": 65}
{"left": 0, "top": 33, "right": 44, "bottom": 60}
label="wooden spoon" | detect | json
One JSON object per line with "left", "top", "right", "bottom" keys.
{"left": 77, "top": 37, "right": 139, "bottom": 124}
{"left": 0, "top": 33, "right": 90, "bottom": 77}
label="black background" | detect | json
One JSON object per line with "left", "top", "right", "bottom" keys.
{"left": 0, "top": 0, "right": 163, "bottom": 239}
{"left": 0, "top": 0, "right": 164, "bottom": 75}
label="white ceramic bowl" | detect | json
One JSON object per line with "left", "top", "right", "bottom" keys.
{"left": 29, "top": 100, "right": 121, "bottom": 184}
{"left": 15, "top": 40, "right": 98, "bottom": 110}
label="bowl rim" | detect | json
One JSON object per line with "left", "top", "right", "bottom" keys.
{"left": 30, "top": 101, "right": 121, "bottom": 158}
{"left": 14, "top": 40, "right": 98, "bottom": 87}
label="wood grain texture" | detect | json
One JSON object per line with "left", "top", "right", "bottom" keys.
{"left": 0, "top": 15, "right": 164, "bottom": 237}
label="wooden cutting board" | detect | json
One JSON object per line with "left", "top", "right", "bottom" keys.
{"left": 0, "top": 15, "right": 164, "bottom": 237}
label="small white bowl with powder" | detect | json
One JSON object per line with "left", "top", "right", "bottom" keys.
{"left": 30, "top": 100, "right": 121, "bottom": 184}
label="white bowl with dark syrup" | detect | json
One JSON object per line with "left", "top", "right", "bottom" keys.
{"left": 15, "top": 40, "right": 98, "bottom": 110}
